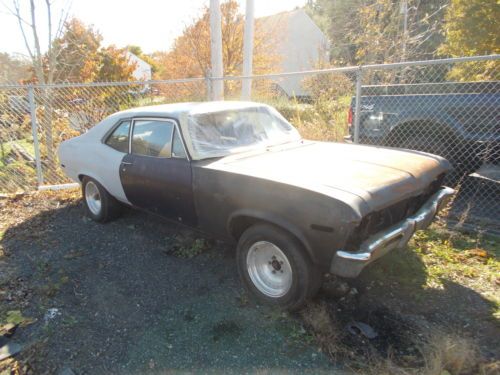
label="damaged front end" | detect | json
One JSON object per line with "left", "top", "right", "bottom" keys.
{"left": 330, "top": 186, "right": 455, "bottom": 278}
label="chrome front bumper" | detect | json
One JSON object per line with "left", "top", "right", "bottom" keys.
{"left": 330, "top": 186, "right": 455, "bottom": 278}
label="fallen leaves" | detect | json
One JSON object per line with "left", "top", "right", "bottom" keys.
{"left": 0, "top": 189, "right": 80, "bottom": 241}
{"left": 456, "top": 248, "right": 492, "bottom": 264}
{"left": 0, "top": 323, "right": 17, "bottom": 337}
{"left": 4, "top": 310, "right": 36, "bottom": 327}
{"left": 0, "top": 279, "right": 31, "bottom": 309}
{"left": 464, "top": 248, "right": 490, "bottom": 259}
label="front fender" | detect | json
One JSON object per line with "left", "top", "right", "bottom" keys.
{"left": 227, "top": 208, "right": 316, "bottom": 263}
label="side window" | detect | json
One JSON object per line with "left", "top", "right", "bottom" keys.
{"left": 131, "top": 120, "right": 174, "bottom": 157}
{"left": 105, "top": 120, "right": 130, "bottom": 153}
{"left": 172, "top": 128, "right": 187, "bottom": 158}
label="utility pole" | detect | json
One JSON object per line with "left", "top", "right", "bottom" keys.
{"left": 241, "top": 0, "right": 255, "bottom": 100}
{"left": 400, "top": 0, "right": 408, "bottom": 62}
{"left": 210, "top": 0, "right": 224, "bottom": 100}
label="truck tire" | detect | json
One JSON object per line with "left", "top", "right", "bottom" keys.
{"left": 236, "top": 223, "right": 319, "bottom": 311}
{"left": 82, "top": 176, "right": 122, "bottom": 223}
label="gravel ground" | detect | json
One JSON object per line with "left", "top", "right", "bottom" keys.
{"left": 1, "top": 190, "right": 499, "bottom": 374}
{"left": 0, "top": 191, "right": 335, "bottom": 374}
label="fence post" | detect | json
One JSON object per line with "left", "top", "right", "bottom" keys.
{"left": 28, "top": 86, "right": 44, "bottom": 187}
{"left": 353, "top": 67, "right": 363, "bottom": 144}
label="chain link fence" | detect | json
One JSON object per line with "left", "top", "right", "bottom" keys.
{"left": 0, "top": 55, "right": 498, "bottom": 229}
{"left": 350, "top": 56, "right": 499, "bottom": 230}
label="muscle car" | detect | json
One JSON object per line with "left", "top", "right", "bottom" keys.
{"left": 58, "top": 101, "right": 454, "bottom": 310}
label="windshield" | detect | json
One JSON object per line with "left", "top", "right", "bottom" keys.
{"left": 186, "top": 105, "right": 301, "bottom": 159}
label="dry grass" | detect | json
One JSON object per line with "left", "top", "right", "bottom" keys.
{"left": 299, "top": 300, "right": 493, "bottom": 375}
{"left": 300, "top": 302, "right": 358, "bottom": 364}
{"left": 301, "top": 302, "right": 334, "bottom": 334}
{"left": 290, "top": 96, "right": 351, "bottom": 143}
{"left": 258, "top": 89, "right": 352, "bottom": 143}
{"left": 275, "top": 206, "right": 499, "bottom": 375}
{"left": 421, "top": 334, "right": 478, "bottom": 375}
{"left": 300, "top": 302, "right": 343, "bottom": 358}
{"left": 0, "top": 189, "right": 80, "bottom": 234}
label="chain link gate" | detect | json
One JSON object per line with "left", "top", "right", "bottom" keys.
{"left": 0, "top": 55, "right": 498, "bottom": 229}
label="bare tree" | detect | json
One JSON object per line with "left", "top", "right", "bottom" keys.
{"left": 3, "top": 0, "right": 70, "bottom": 84}
{"left": 2, "top": 0, "right": 71, "bottom": 166}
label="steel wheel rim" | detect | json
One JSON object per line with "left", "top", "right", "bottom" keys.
{"left": 246, "top": 241, "right": 293, "bottom": 298}
{"left": 85, "top": 181, "right": 102, "bottom": 215}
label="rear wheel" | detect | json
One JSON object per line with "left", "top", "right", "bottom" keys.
{"left": 82, "top": 177, "right": 122, "bottom": 222}
{"left": 236, "top": 223, "right": 320, "bottom": 310}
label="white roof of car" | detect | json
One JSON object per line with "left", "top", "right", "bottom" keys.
{"left": 84, "top": 101, "right": 275, "bottom": 161}
{"left": 115, "top": 101, "right": 265, "bottom": 118}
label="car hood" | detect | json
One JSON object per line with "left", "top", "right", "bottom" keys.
{"left": 202, "top": 141, "right": 450, "bottom": 215}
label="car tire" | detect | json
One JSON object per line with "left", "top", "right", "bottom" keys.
{"left": 82, "top": 176, "right": 122, "bottom": 223}
{"left": 236, "top": 223, "right": 319, "bottom": 311}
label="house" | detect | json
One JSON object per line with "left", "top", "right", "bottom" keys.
{"left": 126, "top": 52, "right": 152, "bottom": 81}
{"left": 257, "top": 8, "right": 329, "bottom": 98}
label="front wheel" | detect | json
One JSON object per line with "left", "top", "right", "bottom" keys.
{"left": 236, "top": 224, "right": 320, "bottom": 310}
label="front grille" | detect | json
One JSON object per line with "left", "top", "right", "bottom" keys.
{"left": 345, "top": 174, "right": 444, "bottom": 251}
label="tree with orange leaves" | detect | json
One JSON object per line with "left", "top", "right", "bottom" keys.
{"left": 153, "top": 0, "right": 280, "bottom": 81}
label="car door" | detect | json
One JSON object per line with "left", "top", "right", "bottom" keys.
{"left": 119, "top": 117, "right": 197, "bottom": 226}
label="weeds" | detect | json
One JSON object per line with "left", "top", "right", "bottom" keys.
{"left": 366, "top": 222, "right": 499, "bottom": 303}
{"left": 300, "top": 302, "right": 344, "bottom": 359}
{"left": 39, "top": 272, "right": 70, "bottom": 299}
{"left": 211, "top": 319, "right": 242, "bottom": 342}
{"left": 2, "top": 310, "right": 35, "bottom": 327}
{"left": 294, "top": 70, "right": 352, "bottom": 142}
{"left": 235, "top": 292, "right": 249, "bottom": 308}
{"left": 410, "top": 224, "right": 500, "bottom": 304}
{"left": 259, "top": 72, "right": 352, "bottom": 144}
{"left": 166, "top": 235, "right": 211, "bottom": 259}
{"left": 421, "top": 334, "right": 478, "bottom": 375}
{"left": 298, "top": 221, "right": 500, "bottom": 374}
{"left": 261, "top": 308, "right": 315, "bottom": 347}
{"left": 300, "top": 300, "right": 488, "bottom": 374}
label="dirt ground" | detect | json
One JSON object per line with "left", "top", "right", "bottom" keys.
{"left": 0, "top": 190, "right": 499, "bottom": 374}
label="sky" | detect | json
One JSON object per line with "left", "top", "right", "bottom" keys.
{"left": 0, "top": 0, "right": 308, "bottom": 57}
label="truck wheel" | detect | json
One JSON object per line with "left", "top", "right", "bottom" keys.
{"left": 236, "top": 223, "right": 318, "bottom": 310}
{"left": 82, "top": 176, "right": 122, "bottom": 223}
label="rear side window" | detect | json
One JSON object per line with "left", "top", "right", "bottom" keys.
{"left": 131, "top": 120, "right": 174, "bottom": 157}
{"left": 105, "top": 120, "right": 130, "bottom": 153}
{"left": 172, "top": 128, "right": 187, "bottom": 158}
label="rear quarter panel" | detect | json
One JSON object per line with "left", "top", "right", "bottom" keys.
{"left": 58, "top": 133, "right": 129, "bottom": 203}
